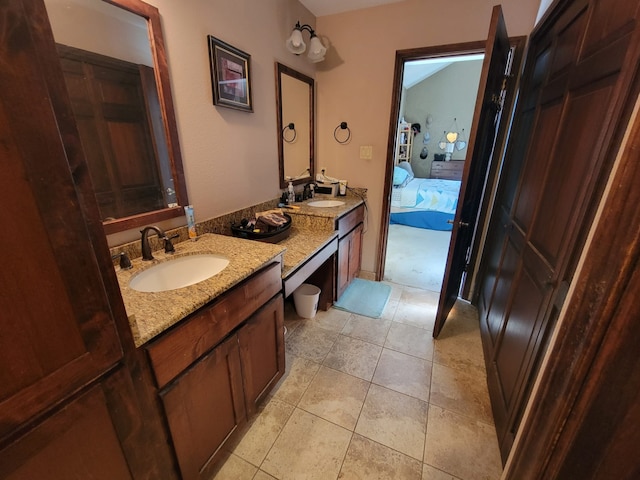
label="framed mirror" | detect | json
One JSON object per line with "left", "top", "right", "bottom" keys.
{"left": 275, "top": 62, "right": 314, "bottom": 189}
{"left": 44, "top": 0, "right": 188, "bottom": 235}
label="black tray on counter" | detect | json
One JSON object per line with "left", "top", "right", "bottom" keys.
{"left": 231, "top": 213, "right": 292, "bottom": 243}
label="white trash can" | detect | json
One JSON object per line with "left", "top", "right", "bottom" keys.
{"left": 293, "top": 283, "right": 321, "bottom": 318}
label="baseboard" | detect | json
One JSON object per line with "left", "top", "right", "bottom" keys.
{"left": 357, "top": 270, "right": 376, "bottom": 281}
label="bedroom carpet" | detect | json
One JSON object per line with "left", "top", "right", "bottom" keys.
{"left": 333, "top": 278, "right": 391, "bottom": 318}
{"left": 384, "top": 224, "right": 450, "bottom": 292}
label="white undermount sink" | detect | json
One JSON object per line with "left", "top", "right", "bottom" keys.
{"left": 306, "top": 200, "right": 345, "bottom": 208}
{"left": 128, "top": 254, "right": 230, "bottom": 292}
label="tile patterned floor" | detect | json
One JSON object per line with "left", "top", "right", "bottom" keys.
{"left": 212, "top": 282, "right": 502, "bottom": 480}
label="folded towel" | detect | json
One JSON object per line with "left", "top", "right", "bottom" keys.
{"left": 255, "top": 208, "right": 284, "bottom": 218}
{"left": 257, "top": 213, "right": 288, "bottom": 228}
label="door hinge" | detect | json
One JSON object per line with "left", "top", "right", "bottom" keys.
{"left": 502, "top": 73, "right": 515, "bottom": 90}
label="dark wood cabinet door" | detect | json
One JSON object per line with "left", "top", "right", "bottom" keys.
{"left": 0, "top": 2, "right": 180, "bottom": 478}
{"left": 336, "top": 205, "right": 365, "bottom": 298}
{"left": 337, "top": 234, "right": 351, "bottom": 298}
{"left": 348, "top": 223, "right": 363, "bottom": 283}
{"left": 337, "top": 224, "right": 363, "bottom": 299}
{"left": 0, "top": 0, "right": 123, "bottom": 442}
{"left": 160, "top": 334, "right": 246, "bottom": 480}
{"left": 238, "top": 295, "right": 285, "bottom": 415}
{"left": 0, "top": 385, "right": 133, "bottom": 480}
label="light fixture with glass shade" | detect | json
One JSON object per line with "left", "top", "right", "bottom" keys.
{"left": 438, "top": 118, "right": 466, "bottom": 161}
{"left": 286, "top": 21, "right": 327, "bottom": 63}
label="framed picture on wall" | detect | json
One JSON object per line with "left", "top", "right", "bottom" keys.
{"left": 207, "top": 35, "right": 253, "bottom": 112}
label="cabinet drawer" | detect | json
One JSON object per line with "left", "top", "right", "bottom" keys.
{"left": 337, "top": 204, "right": 364, "bottom": 238}
{"left": 430, "top": 161, "right": 465, "bottom": 180}
{"left": 146, "top": 262, "right": 282, "bottom": 389}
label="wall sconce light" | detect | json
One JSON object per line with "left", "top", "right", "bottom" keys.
{"left": 286, "top": 21, "right": 327, "bottom": 63}
{"left": 334, "top": 121, "right": 351, "bottom": 144}
{"left": 282, "top": 122, "right": 297, "bottom": 143}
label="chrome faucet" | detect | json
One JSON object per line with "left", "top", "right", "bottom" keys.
{"left": 140, "top": 226, "right": 169, "bottom": 261}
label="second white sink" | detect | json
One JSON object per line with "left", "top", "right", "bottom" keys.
{"left": 307, "top": 200, "right": 345, "bottom": 208}
{"left": 129, "top": 254, "right": 229, "bottom": 292}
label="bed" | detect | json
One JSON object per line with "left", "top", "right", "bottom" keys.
{"left": 390, "top": 161, "right": 462, "bottom": 231}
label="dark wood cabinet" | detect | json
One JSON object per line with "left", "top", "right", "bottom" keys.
{"left": 146, "top": 264, "right": 285, "bottom": 480}
{"left": 337, "top": 205, "right": 365, "bottom": 298}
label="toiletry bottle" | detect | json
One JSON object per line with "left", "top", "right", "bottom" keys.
{"left": 287, "top": 182, "right": 295, "bottom": 204}
{"left": 184, "top": 205, "right": 197, "bottom": 241}
{"left": 310, "top": 183, "right": 315, "bottom": 198}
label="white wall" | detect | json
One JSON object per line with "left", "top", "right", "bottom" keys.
{"left": 316, "top": 0, "right": 540, "bottom": 274}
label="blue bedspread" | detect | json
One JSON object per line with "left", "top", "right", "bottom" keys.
{"left": 390, "top": 178, "right": 460, "bottom": 231}
{"left": 390, "top": 210, "right": 453, "bottom": 230}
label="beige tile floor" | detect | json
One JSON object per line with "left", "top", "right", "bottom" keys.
{"left": 212, "top": 282, "right": 502, "bottom": 480}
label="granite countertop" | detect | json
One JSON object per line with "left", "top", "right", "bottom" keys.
{"left": 116, "top": 233, "right": 285, "bottom": 347}
{"left": 116, "top": 195, "right": 364, "bottom": 347}
{"left": 284, "top": 194, "right": 364, "bottom": 219}
{"left": 278, "top": 195, "right": 364, "bottom": 277}
{"left": 278, "top": 226, "right": 337, "bottom": 278}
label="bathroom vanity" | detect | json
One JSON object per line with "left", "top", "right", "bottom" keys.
{"left": 105, "top": 195, "right": 365, "bottom": 480}
{"left": 280, "top": 195, "right": 365, "bottom": 305}
{"left": 115, "top": 235, "right": 285, "bottom": 480}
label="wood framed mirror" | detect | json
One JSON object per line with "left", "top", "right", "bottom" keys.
{"left": 43, "top": 0, "right": 188, "bottom": 235}
{"left": 275, "top": 62, "right": 314, "bottom": 189}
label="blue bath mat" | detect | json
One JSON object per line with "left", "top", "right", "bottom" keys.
{"left": 334, "top": 278, "right": 392, "bottom": 318}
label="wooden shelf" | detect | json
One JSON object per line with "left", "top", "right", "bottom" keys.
{"left": 395, "top": 122, "right": 413, "bottom": 164}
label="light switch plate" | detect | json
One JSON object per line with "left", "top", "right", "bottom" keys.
{"left": 360, "top": 145, "right": 373, "bottom": 159}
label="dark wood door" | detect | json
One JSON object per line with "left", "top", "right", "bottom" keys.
{"left": 238, "top": 295, "right": 285, "bottom": 415}
{"left": 476, "top": 0, "right": 640, "bottom": 462}
{"left": 58, "top": 46, "right": 166, "bottom": 221}
{"left": 433, "top": 5, "right": 512, "bottom": 337}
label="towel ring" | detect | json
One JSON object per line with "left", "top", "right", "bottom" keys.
{"left": 334, "top": 121, "right": 351, "bottom": 144}
{"left": 282, "top": 122, "right": 297, "bottom": 143}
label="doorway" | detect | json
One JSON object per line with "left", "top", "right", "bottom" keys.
{"left": 378, "top": 42, "right": 487, "bottom": 292}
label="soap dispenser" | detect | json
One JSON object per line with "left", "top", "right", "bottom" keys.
{"left": 287, "top": 182, "right": 295, "bottom": 204}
